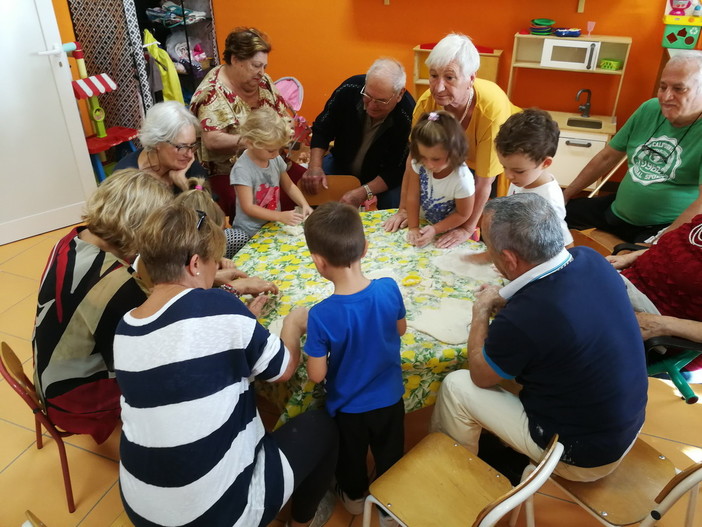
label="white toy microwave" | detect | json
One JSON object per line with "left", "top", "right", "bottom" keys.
{"left": 540, "top": 38, "right": 601, "bottom": 70}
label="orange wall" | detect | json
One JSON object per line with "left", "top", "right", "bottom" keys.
{"left": 212, "top": 0, "right": 671, "bottom": 128}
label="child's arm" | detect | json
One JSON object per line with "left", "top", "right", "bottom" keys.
{"left": 414, "top": 195, "right": 474, "bottom": 248}
{"left": 397, "top": 317, "right": 407, "bottom": 337}
{"left": 277, "top": 307, "right": 307, "bottom": 382}
{"left": 280, "top": 170, "right": 313, "bottom": 217}
{"left": 235, "top": 185, "right": 304, "bottom": 226}
{"left": 405, "top": 165, "right": 422, "bottom": 245}
{"left": 306, "top": 355, "right": 328, "bottom": 384}
{"left": 383, "top": 159, "right": 413, "bottom": 232}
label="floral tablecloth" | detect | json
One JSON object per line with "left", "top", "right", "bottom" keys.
{"left": 234, "top": 209, "right": 505, "bottom": 428}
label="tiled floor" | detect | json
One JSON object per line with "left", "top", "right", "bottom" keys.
{"left": 1, "top": 227, "right": 701, "bottom": 527}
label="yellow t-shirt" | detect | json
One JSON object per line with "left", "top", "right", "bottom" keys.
{"left": 413, "top": 78, "right": 519, "bottom": 180}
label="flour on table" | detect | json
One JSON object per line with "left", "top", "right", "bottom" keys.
{"left": 408, "top": 297, "right": 473, "bottom": 345}
{"left": 432, "top": 251, "right": 501, "bottom": 282}
{"left": 366, "top": 268, "right": 399, "bottom": 282}
{"left": 281, "top": 224, "right": 304, "bottom": 237}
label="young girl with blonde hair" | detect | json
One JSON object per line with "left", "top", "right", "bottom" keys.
{"left": 230, "top": 107, "right": 312, "bottom": 245}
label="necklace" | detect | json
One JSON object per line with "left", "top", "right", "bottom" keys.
{"left": 456, "top": 87, "right": 474, "bottom": 126}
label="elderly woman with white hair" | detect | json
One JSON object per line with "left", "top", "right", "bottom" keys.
{"left": 114, "top": 100, "right": 208, "bottom": 192}
{"left": 385, "top": 33, "right": 518, "bottom": 247}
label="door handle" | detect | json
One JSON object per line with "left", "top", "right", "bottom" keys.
{"left": 586, "top": 43, "right": 596, "bottom": 70}
{"left": 37, "top": 44, "right": 62, "bottom": 56}
{"left": 565, "top": 140, "right": 592, "bottom": 148}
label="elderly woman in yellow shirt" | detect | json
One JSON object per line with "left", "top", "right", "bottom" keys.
{"left": 385, "top": 33, "right": 518, "bottom": 247}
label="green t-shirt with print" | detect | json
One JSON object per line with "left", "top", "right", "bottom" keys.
{"left": 610, "top": 98, "right": 702, "bottom": 226}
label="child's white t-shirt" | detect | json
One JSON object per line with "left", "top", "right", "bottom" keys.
{"left": 508, "top": 175, "right": 574, "bottom": 245}
{"left": 411, "top": 159, "right": 475, "bottom": 224}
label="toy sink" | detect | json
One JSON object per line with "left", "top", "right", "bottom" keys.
{"left": 566, "top": 117, "right": 603, "bottom": 129}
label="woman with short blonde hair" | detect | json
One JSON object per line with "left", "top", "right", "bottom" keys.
{"left": 115, "top": 203, "right": 339, "bottom": 527}
{"left": 33, "top": 169, "right": 173, "bottom": 444}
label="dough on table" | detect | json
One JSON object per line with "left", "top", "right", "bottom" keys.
{"left": 432, "top": 251, "right": 501, "bottom": 282}
{"left": 407, "top": 297, "right": 473, "bottom": 345}
{"left": 281, "top": 224, "right": 304, "bottom": 237}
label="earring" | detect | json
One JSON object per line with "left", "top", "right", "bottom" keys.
{"left": 196, "top": 272, "right": 200, "bottom": 276}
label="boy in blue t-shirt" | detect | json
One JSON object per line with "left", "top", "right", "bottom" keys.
{"left": 303, "top": 202, "right": 406, "bottom": 521}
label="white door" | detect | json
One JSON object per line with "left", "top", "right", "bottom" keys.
{"left": 551, "top": 131, "right": 608, "bottom": 192}
{"left": 0, "top": 0, "right": 97, "bottom": 245}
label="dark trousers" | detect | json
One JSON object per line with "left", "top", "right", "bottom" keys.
{"left": 334, "top": 399, "right": 405, "bottom": 500}
{"left": 565, "top": 194, "right": 670, "bottom": 243}
{"left": 273, "top": 410, "right": 339, "bottom": 523}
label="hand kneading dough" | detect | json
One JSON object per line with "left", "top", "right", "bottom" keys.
{"left": 407, "top": 297, "right": 473, "bottom": 344}
{"left": 432, "top": 251, "right": 501, "bottom": 282}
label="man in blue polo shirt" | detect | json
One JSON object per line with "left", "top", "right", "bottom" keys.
{"left": 431, "top": 193, "right": 648, "bottom": 481}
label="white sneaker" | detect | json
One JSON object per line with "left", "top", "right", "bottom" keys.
{"left": 377, "top": 509, "right": 400, "bottom": 527}
{"left": 333, "top": 482, "right": 365, "bottom": 515}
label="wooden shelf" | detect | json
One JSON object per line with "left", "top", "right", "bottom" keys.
{"left": 507, "top": 33, "right": 631, "bottom": 117}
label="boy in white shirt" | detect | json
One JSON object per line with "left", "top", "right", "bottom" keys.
{"left": 466, "top": 108, "right": 572, "bottom": 264}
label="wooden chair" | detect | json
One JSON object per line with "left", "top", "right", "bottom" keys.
{"left": 362, "top": 432, "right": 563, "bottom": 527}
{"left": 298, "top": 175, "right": 361, "bottom": 206}
{"left": 569, "top": 229, "right": 613, "bottom": 257}
{"left": 0, "top": 342, "right": 77, "bottom": 513}
{"left": 514, "top": 437, "right": 702, "bottom": 527}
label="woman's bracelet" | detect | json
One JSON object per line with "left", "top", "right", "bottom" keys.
{"left": 219, "top": 283, "right": 241, "bottom": 296}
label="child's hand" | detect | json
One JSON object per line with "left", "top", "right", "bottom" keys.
{"left": 384, "top": 209, "right": 408, "bottom": 232}
{"left": 301, "top": 205, "right": 314, "bottom": 218}
{"left": 279, "top": 210, "right": 305, "bottom": 226}
{"left": 407, "top": 227, "right": 421, "bottom": 246}
{"left": 413, "top": 225, "right": 436, "bottom": 248}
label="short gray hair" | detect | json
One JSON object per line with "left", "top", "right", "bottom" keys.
{"left": 139, "top": 101, "right": 201, "bottom": 150}
{"left": 666, "top": 51, "right": 702, "bottom": 93}
{"left": 367, "top": 58, "right": 406, "bottom": 93}
{"left": 484, "top": 193, "right": 563, "bottom": 265}
{"left": 425, "top": 33, "right": 480, "bottom": 79}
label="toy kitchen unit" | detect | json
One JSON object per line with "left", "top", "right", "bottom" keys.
{"left": 507, "top": 28, "right": 631, "bottom": 192}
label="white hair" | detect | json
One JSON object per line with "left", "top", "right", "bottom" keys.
{"left": 138, "top": 101, "right": 201, "bottom": 150}
{"left": 666, "top": 51, "right": 702, "bottom": 92}
{"left": 367, "top": 58, "right": 406, "bottom": 93}
{"left": 425, "top": 33, "right": 480, "bottom": 79}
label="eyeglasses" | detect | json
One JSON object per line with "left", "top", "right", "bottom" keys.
{"left": 167, "top": 140, "right": 200, "bottom": 153}
{"left": 195, "top": 209, "right": 207, "bottom": 230}
{"left": 360, "top": 85, "right": 396, "bottom": 105}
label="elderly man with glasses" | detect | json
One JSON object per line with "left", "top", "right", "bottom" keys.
{"left": 300, "top": 58, "right": 415, "bottom": 209}
{"left": 564, "top": 52, "right": 702, "bottom": 243}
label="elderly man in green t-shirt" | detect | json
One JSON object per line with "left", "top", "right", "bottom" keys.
{"left": 564, "top": 52, "right": 702, "bottom": 243}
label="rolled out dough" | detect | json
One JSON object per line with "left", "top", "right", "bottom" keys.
{"left": 432, "top": 251, "right": 501, "bottom": 282}
{"left": 407, "top": 297, "right": 473, "bottom": 345}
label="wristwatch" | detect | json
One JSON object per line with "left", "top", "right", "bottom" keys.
{"left": 363, "top": 184, "right": 373, "bottom": 201}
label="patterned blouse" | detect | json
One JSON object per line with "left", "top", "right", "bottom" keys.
{"left": 189, "top": 65, "right": 289, "bottom": 176}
